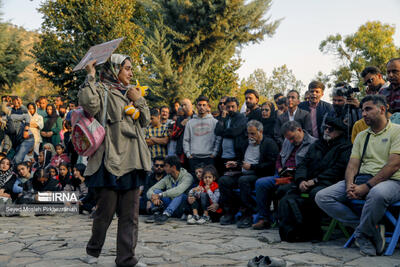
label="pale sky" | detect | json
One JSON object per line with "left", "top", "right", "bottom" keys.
{"left": 2, "top": 0, "right": 400, "bottom": 98}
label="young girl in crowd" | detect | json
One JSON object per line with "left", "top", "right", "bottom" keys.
{"left": 13, "top": 161, "right": 32, "bottom": 196}
{"left": 33, "top": 150, "right": 52, "bottom": 170}
{"left": 71, "top": 163, "right": 96, "bottom": 214}
{"left": 31, "top": 168, "right": 60, "bottom": 192}
{"left": 50, "top": 144, "right": 70, "bottom": 167}
{"left": 56, "top": 162, "right": 73, "bottom": 190}
{"left": 187, "top": 165, "right": 222, "bottom": 224}
{"left": 0, "top": 158, "right": 17, "bottom": 204}
{"left": 47, "top": 166, "right": 58, "bottom": 180}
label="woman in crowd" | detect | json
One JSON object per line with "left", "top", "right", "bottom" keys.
{"left": 56, "top": 162, "right": 72, "bottom": 190}
{"left": 41, "top": 104, "right": 62, "bottom": 147}
{"left": 50, "top": 143, "right": 70, "bottom": 167}
{"left": 79, "top": 55, "right": 151, "bottom": 266}
{"left": 260, "top": 101, "right": 277, "bottom": 139}
{"left": 27, "top": 102, "right": 44, "bottom": 154}
{"left": 0, "top": 158, "right": 17, "bottom": 203}
{"left": 31, "top": 168, "right": 60, "bottom": 192}
{"left": 12, "top": 161, "right": 32, "bottom": 196}
{"left": 33, "top": 150, "right": 52, "bottom": 170}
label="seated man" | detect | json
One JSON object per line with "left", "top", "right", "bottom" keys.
{"left": 146, "top": 156, "right": 193, "bottom": 224}
{"left": 253, "top": 121, "right": 317, "bottom": 230}
{"left": 219, "top": 120, "right": 279, "bottom": 228}
{"left": 140, "top": 156, "right": 166, "bottom": 214}
{"left": 316, "top": 95, "right": 400, "bottom": 256}
{"left": 278, "top": 117, "right": 352, "bottom": 242}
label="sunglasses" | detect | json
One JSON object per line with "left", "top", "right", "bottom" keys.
{"left": 323, "top": 125, "right": 335, "bottom": 133}
{"left": 363, "top": 78, "right": 373, "bottom": 86}
{"left": 154, "top": 164, "right": 164, "bottom": 167}
{"left": 219, "top": 102, "right": 226, "bottom": 105}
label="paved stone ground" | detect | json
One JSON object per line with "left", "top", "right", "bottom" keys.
{"left": 1, "top": 214, "right": 400, "bottom": 267}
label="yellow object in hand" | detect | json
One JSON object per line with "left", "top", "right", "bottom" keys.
{"left": 124, "top": 105, "right": 140, "bottom": 120}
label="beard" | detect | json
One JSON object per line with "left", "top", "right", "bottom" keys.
{"left": 246, "top": 102, "right": 255, "bottom": 110}
{"left": 323, "top": 132, "right": 332, "bottom": 141}
{"left": 333, "top": 104, "right": 344, "bottom": 116}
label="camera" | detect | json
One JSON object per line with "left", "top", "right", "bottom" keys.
{"left": 335, "top": 84, "right": 360, "bottom": 98}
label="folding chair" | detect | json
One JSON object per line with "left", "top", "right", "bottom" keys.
{"left": 343, "top": 199, "right": 400, "bottom": 256}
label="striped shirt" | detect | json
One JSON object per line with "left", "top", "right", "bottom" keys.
{"left": 145, "top": 124, "right": 168, "bottom": 159}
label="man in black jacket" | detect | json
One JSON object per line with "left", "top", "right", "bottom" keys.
{"left": 298, "top": 81, "right": 334, "bottom": 139}
{"left": 244, "top": 89, "right": 262, "bottom": 122}
{"left": 278, "top": 117, "right": 352, "bottom": 241}
{"left": 274, "top": 90, "right": 312, "bottom": 146}
{"left": 219, "top": 120, "right": 279, "bottom": 228}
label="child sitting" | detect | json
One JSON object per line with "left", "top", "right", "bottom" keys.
{"left": 56, "top": 162, "right": 73, "bottom": 190}
{"left": 187, "top": 165, "right": 222, "bottom": 224}
{"left": 13, "top": 161, "right": 32, "bottom": 196}
{"left": 0, "top": 158, "right": 17, "bottom": 204}
{"left": 50, "top": 144, "right": 70, "bottom": 167}
{"left": 71, "top": 163, "right": 95, "bottom": 214}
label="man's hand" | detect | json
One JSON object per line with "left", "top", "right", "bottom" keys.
{"left": 181, "top": 118, "right": 189, "bottom": 126}
{"left": 23, "top": 129, "right": 30, "bottom": 139}
{"left": 146, "top": 139, "right": 154, "bottom": 146}
{"left": 346, "top": 183, "right": 357, "bottom": 199}
{"left": 299, "top": 181, "right": 309, "bottom": 192}
{"left": 187, "top": 196, "right": 195, "bottom": 205}
{"left": 207, "top": 203, "right": 219, "bottom": 212}
{"left": 221, "top": 110, "right": 228, "bottom": 118}
{"left": 127, "top": 86, "right": 141, "bottom": 102}
{"left": 225, "top": 161, "right": 237, "bottom": 168}
{"left": 242, "top": 162, "right": 251, "bottom": 170}
{"left": 346, "top": 97, "right": 360, "bottom": 108}
{"left": 352, "top": 184, "right": 369, "bottom": 199}
{"left": 85, "top": 60, "right": 97, "bottom": 77}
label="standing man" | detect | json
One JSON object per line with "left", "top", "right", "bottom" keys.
{"left": 274, "top": 90, "right": 312, "bottom": 145}
{"left": 145, "top": 109, "right": 169, "bottom": 160}
{"left": 380, "top": 58, "right": 400, "bottom": 113}
{"left": 183, "top": 96, "right": 221, "bottom": 173}
{"left": 245, "top": 89, "right": 262, "bottom": 122}
{"left": 160, "top": 106, "right": 173, "bottom": 126}
{"left": 316, "top": 95, "right": 400, "bottom": 256}
{"left": 299, "top": 81, "right": 334, "bottom": 139}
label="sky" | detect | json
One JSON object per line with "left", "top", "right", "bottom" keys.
{"left": 2, "top": 0, "right": 400, "bottom": 98}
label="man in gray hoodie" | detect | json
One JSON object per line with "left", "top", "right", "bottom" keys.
{"left": 183, "top": 96, "right": 221, "bottom": 173}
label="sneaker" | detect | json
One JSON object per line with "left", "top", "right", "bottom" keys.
{"left": 197, "top": 215, "right": 210, "bottom": 224}
{"left": 187, "top": 214, "right": 200, "bottom": 225}
{"left": 237, "top": 216, "right": 253, "bottom": 229}
{"left": 356, "top": 234, "right": 376, "bottom": 256}
{"left": 220, "top": 214, "right": 234, "bottom": 225}
{"left": 247, "top": 255, "right": 264, "bottom": 267}
{"left": 145, "top": 212, "right": 160, "bottom": 224}
{"left": 252, "top": 219, "right": 271, "bottom": 230}
{"left": 80, "top": 254, "right": 98, "bottom": 264}
{"left": 258, "top": 256, "right": 286, "bottom": 267}
{"left": 155, "top": 213, "right": 170, "bottom": 225}
{"left": 372, "top": 224, "right": 386, "bottom": 255}
{"left": 180, "top": 213, "right": 188, "bottom": 221}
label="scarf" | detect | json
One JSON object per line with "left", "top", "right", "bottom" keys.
{"left": 0, "top": 168, "right": 13, "bottom": 188}
{"left": 99, "top": 54, "right": 131, "bottom": 91}
{"left": 43, "top": 104, "right": 59, "bottom": 132}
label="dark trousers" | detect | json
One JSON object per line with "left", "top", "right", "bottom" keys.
{"left": 86, "top": 187, "right": 140, "bottom": 266}
{"left": 219, "top": 174, "right": 258, "bottom": 215}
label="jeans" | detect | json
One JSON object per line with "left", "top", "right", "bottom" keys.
{"left": 255, "top": 176, "right": 277, "bottom": 221}
{"left": 191, "top": 192, "right": 210, "bottom": 213}
{"left": 315, "top": 179, "right": 400, "bottom": 238}
{"left": 14, "top": 139, "right": 34, "bottom": 164}
{"left": 152, "top": 189, "right": 186, "bottom": 216}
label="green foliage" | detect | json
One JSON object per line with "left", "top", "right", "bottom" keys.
{"left": 33, "top": 0, "right": 142, "bottom": 100}
{"left": 135, "top": 0, "right": 281, "bottom": 105}
{"left": 0, "top": 22, "right": 30, "bottom": 93}
{"left": 319, "top": 21, "right": 400, "bottom": 89}
{"left": 246, "top": 65, "right": 304, "bottom": 99}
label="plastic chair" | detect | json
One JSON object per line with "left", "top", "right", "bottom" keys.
{"left": 343, "top": 200, "right": 400, "bottom": 256}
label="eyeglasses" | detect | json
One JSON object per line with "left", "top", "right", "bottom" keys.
{"left": 323, "top": 125, "right": 335, "bottom": 133}
{"left": 261, "top": 108, "right": 270, "bottom": 112}
{"left": 219, "top": 102, "right": 225, "bottom": 105}
{"left": 363, "top": 78, "right": 374, "bottom": 86}
{"left": 154, "top": 164, "right": 164, "bottom": 167}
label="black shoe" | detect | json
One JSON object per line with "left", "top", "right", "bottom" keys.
{"left": 155, "top": 213, "right": 169, "bottom": 225}
{"left": 237, "top": 216, "right": 253, "bottom": 228}
{"left": 258, "top": 256, "right": 286, "bottom": 267}
{"left": 145, "top": 212, "right": 160, "bottom": 224}
{"left": 220, "top": 214, "right": 234, "bottom": 225}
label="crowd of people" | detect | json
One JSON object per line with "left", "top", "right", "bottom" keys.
{"left": 0, "top": 56, "right": 400, "bottom": 260}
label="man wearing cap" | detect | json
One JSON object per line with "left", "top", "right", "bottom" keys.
{"left": 278, "top": 116, "right": 352, "bottom": 241}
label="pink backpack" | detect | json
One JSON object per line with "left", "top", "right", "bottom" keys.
{"left": 71, "top": 88, "right": 108, "bottom": 157}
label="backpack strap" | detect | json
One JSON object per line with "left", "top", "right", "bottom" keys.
{"left": 356, "top": 132, "right": 371, "bottom": 176}
{"left": 102, "top": 86, "right": 109, "bottom": 127}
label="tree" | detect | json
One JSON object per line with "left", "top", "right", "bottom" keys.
{"left": 33, "top": 0, "right": 142, "bottom": 100}
{"left": 0, "top": 1, "right": 29, "bottom": 94}
{"left": 320, "top": 21, "right": 400, "bottom": 88}
{"left": 246, "top": 65, "right": 304, "bottom": 99}
{"left": 135, "top": 0, "right": 281, "bottom": 105}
